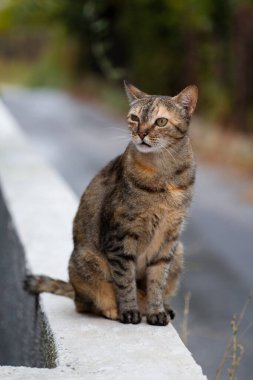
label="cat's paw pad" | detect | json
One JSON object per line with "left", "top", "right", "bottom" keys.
{"left": 147, "top": 311, "right": 169, "bottom": 326}
{"left": 103, "top": 308, "right": 119, "bottom": 321}
{"left": 120, "top": 310, "right": 142, "bottom": 324}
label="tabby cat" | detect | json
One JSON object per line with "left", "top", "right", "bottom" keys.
{"left": 26, "top": 82, "right": 198, "bottom": 326}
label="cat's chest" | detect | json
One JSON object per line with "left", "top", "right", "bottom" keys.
{"left": 134, "top": 208, "right": 173, "bottom": 278}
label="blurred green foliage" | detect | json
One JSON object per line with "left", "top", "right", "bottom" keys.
{"left": 1, "top": 0, "right": 253, "bottom": 132}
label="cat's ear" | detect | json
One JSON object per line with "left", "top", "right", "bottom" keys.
{"left": 173, "top": 85, "right": 198, "bottom": 116}
{"left": 124, "top": 80, "right": 148, "bottom": 104}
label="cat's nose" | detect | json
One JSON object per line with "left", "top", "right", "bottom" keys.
{"left": 138, "top": 130, "right": 148, "bottom": 140}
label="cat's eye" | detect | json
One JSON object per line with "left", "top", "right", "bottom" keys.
{"left": 155, "top": 118, "right": 168, "bottom": 127}
{"left": 130, "top": 114, "right": 140, "bottom": 123}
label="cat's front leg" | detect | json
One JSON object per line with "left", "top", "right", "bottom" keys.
{"left": 108, "top": 251, "right": 141, "bottom": 324}
{"left": 146, "top": 241, "right": 178, "bottom": 326}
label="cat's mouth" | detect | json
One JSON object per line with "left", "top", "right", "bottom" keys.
{"left": 140, "top": 141, "right": 151, "bottom": 147}
{"left": 135, "top": 139, "right": 158, "bottom": 153}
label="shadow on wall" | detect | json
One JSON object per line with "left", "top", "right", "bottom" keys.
{"left": 0, "top": 185, "right": 56, "bottom": 368}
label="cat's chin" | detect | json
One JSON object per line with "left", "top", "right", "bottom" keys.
{"left": 135, "top": 143, "right": 161, "bottom": 154}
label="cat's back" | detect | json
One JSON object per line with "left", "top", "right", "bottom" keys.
{"left": 73, "top": 154, "right": 124, "bottom": 247}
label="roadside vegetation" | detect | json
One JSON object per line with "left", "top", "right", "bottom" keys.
{"left": 1, "top": 0, "right": 253, "bottom": 131}
{"left": 214, "top": 291, "right": 253, "bottom": 380}
{"left": 0, "top": 0, "right": 253, "bottom": 178}
{"left": 180, "top": 291, "right": 253, "bottom": 380}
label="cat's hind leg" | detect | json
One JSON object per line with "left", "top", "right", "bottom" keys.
{"left": 69, "top": 249, "right": 118, "bottom": 320}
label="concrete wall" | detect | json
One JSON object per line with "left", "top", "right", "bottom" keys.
{"left": 0, "top": 186, "right": 56, "bottom": 368}
{"left": 0, "top": 99, "right": 207, "bottom": 379}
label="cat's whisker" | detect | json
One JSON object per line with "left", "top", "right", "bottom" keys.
{"left": 162, "top": 145, "right": 177, "bottom": 163}
{"left": 167, "top": 145, "right": 180, "bottom": 158}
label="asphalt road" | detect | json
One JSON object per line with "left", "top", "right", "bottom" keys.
{"left": 2, "top": 87, "right": 253, "bottom": 380}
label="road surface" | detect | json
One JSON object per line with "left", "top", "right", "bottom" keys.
{"left": 2, "top": 87, "right": 253, "bottom": 380}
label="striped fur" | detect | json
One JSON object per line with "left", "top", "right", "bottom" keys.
{"left": 27, "top": 83, "right": 198, "bottom": 326}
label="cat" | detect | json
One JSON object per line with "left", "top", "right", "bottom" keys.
{"left": 26, "top": 81, "right": 198, "bottom": 326}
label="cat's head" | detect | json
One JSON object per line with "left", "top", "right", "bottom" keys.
{"left": 124, "top": 81, "right": 198, "bottom": 153}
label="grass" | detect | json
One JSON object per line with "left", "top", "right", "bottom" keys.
{"left": 179, "top": 290, "right": 253, "bottom": 380}
{"left": 180, "top": 291, "right": 191, "bottom": 345}
{"left": 213, "top": 290, "right": 253, "bottom": 380}
{"left": 0, "top": 59, "right": 33, "bottom": 85}
{"left": 0, "top": 56, "right": 72, "bottom": 89}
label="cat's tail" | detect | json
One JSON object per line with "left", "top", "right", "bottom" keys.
{"left": 25, "top": 275, "right": 75, "bottom": 300}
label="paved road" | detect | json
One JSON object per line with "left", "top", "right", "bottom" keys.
{"left": 2, "top": 87, "right": 253, "bottom": 380}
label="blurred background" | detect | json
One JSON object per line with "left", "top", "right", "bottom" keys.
{"left": 0, "top": 1, "right": 252, "bottom": 379}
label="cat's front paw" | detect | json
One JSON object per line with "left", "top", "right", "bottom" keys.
{"left": 164, "top": 304, "right": 176, "bottom": 320}
{"left": 147, "top": 311, "right": 168, "bottom": 326}
{"left": 120, "top": 310, "right": 142, "bottom": 324}
{"left": 167, "top": 308, "right": 175, "bottom": 320}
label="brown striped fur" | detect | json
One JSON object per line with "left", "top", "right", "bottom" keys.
{"left": 26, "top": 82, "right": 198, "bottom": 326}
